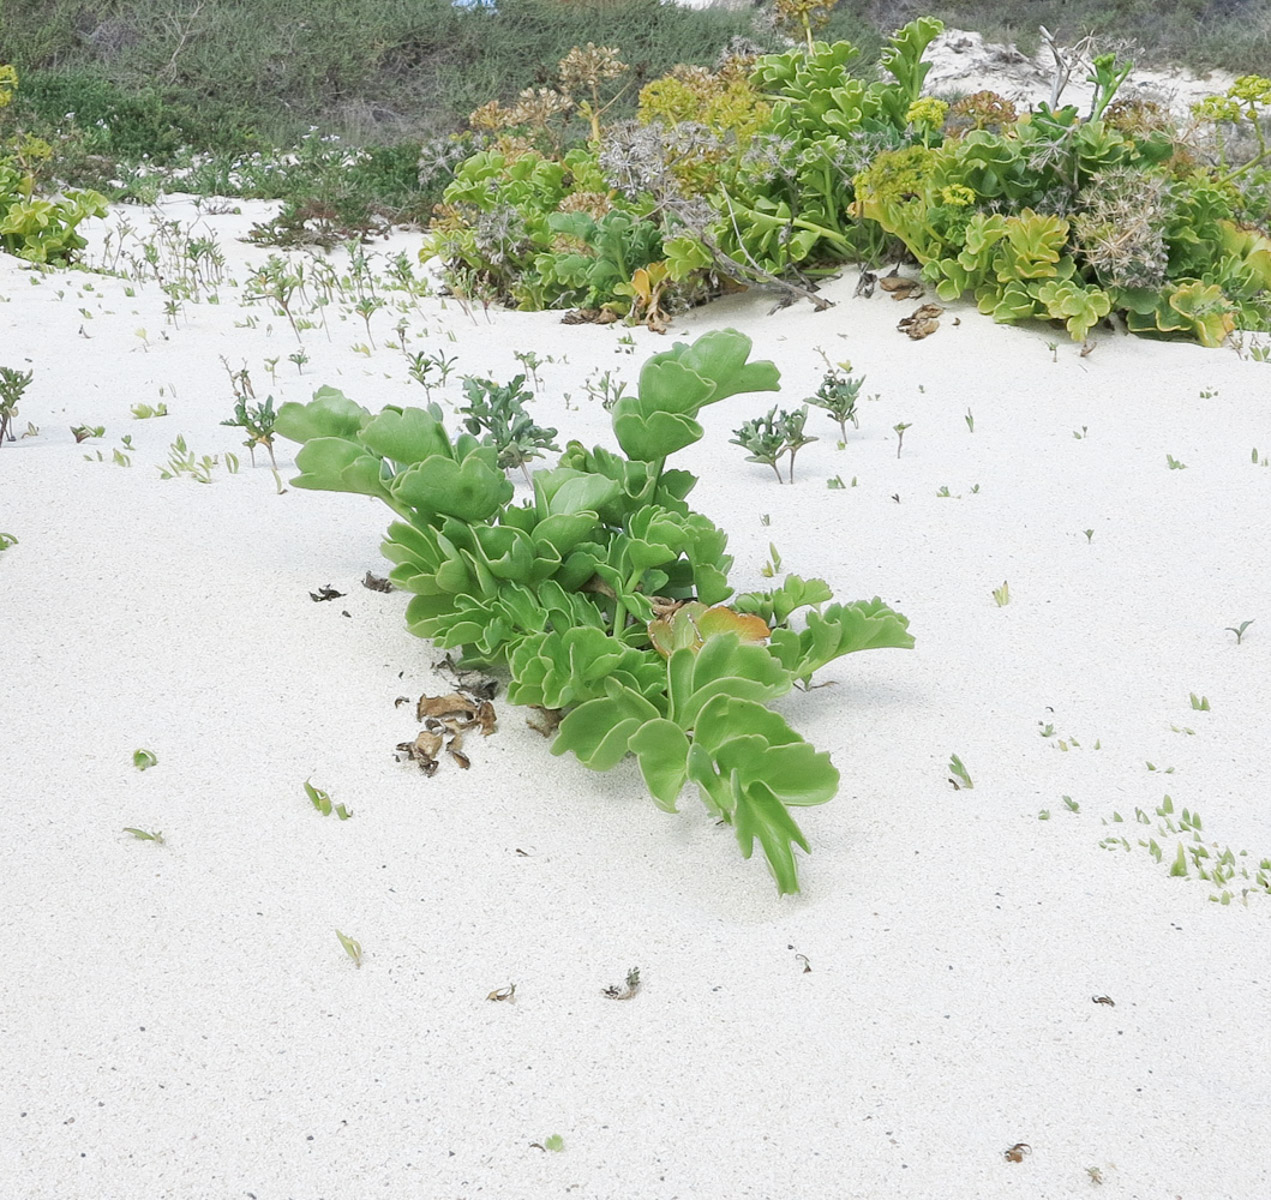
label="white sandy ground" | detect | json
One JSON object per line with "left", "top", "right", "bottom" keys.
{"left": 2, "top": 194, "right": 1271, "bottom": 1200}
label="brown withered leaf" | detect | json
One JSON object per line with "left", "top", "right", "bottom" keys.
{"left": 526, "top": 706, "right": 563, "bottom": 738}
{"left": 878, "top": 273, "right": 923, "bottom": 300}
{"left": 854, "top": 268, "right": 878, "bottom": 298}
{"left": 393, "top": 696, "right": 411, "bottom": 708}
{"left": 487, "top": 983, "right": 516, "bottom": 1002}
{"left": 474, "top": 700, "right": 497, "bottom": 736}
{"left": 396, "top": 731, "right": 442, "bottom": 775}
{"left": 362, "top": 571, "right": 393, "bottom": 593}
{"left": 1003, "top": 1143, "right": 1031, "bottom": 1163}
{"left": 416, "top": 692, "right": 478, "bottom": 722}
{"left": 561, "top": 307, "right": 619, "bottom": 325}
{"left": 309, "top": 584, "right": 345, "bottom": 602}
{"left": 898, "top": 303, "right": 944, "bottom": 340}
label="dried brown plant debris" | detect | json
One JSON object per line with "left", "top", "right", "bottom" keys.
{"left": 898, "top": 303, "right": 943, "bottom": 339}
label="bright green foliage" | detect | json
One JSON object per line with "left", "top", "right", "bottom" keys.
{"left": 0, "top": 65, "right": 106, "bottom": 262}
{"left": 853, "top": 67, "right": 1271, "bottom": 343}
{"left": 278, "top": 329, "right": 913, "bottom": 892}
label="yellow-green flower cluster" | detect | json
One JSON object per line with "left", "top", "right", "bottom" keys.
{"left": 906, "top": 98, "right": 948, "bottom": 131}
{"left": 0, "top": 64, "right": 17, "bottom": 109}
{"left": 939, "top": 184, "right": 976, "bottom": 208}
{"left": 1193, "top": 75, "right": 1271, "bottom": 123}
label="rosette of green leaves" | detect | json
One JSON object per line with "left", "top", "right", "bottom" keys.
{"left": 533, "top": 209, "right": 665, "bottom": 312}
{"left": 611, "top": 328, "right": 780, "bottom": 462}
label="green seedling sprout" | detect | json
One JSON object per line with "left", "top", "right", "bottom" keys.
{"left": 992, "top": 581, "right": 1011, "bottom": 607}
{"left": 132, "top": 749, "right": 158, "bottom": 770}
{"left": 0, "top": 532, "right": 16, "bottom": 550}
{"left": 460, "top": 374, "right": 559, "bottom": 486}
{"left": 1062, "top": 795, "right": 1080, "bottom": 812}
{"left": 1084, "top": 529, "right": 1094, "bottom": 543}
{"left": 731, "top": 406, "right": 818, "bottom": 483}
{"left": 1166, "top": 454, "right": 1187, "bottom": 470}
{"left": 1226, "top": 619, "right": 1254, "bottom": 644}
{"left": 964, "top": 409, "right": 974, "bottom": 433}
{"left": 123, "top": 827, "right": 164, "bottom": 844}
{"left": 335, "top": 929, "right": 363, "bottom": 967}
{"left": 1189, "top": 693, "right": 1211, "bottom": 711}
{"left": 0, "top": 366, "right": 33, "bottom": 444}
{"left": 304, "top": 778, "right": 352, "bottom": 819}
{"left": 71, "top": 424, "right": 105, "bottom": 443}
{"left": 893, "top": 421, "right": 911, "bottom": 458}
{"left": 805, "top": 366, "right": 863, "bottom": 440}
{"left": 130, "top": 402, "right": 169, "bottom": 419}
{"left": 948, "top": 753, "right": 974, "bottom": 790}
{"left": 1038, "top": 809, "right": 1051, "bottom": 820}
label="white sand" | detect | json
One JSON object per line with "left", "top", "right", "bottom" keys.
{"left": 2, "top": 195, "right": 1271, "bottom": 1199}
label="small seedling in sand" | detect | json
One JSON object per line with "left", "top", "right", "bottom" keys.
{"left": 760, "top": 542, "right": 783, "bottom": 579}
{"left": 806, "top": 367, "right": 864, "bottom": 440}
{"left": 1072, "top": 426, "right": 1088, "bottom": 440}
{"left": 1226, "top": 619, "right": 1254, "bottom": 644}
{"left": 964, "top": 409, "right": 975, "bottom": 433}
{"left": 1166, "top": 454, "right": 1187, "bottom": 470}
{"left": 759, "top": 513, "right": 771, "bottom": 526}
{"left": 131, "top": 402, "right": 168, "bottom": 419}
{"left": 0, "top": 367, "right": 33, "bottom": 444}
{"left": 992, "top": 581, "right": 1010, "bottom": 607}
{"left": 1199, "top": 386, "right": 1218, "bottom": 399}
{"left": 513, "top": 349, "right": 548, "bottom": 391}
{"left": 893, "top": 421, "right": 911, "bottom": 458}
{"left": 460, "top": 374, "right": 559, "bottom": 484}
{"left": 1253, "top": 447, "right": 1269, "bottom": 466}
{"left": 1046, "top": 340, "right": 1058, "bottom": 361}
{"left": 1084, "top": 529, "right": 1094, "bottom": 543}
{"left": 304, "top": 778, "right": 352, "bottom": 819}
{"left": 732, "top": 407, "right": 817, "bottom": 483}
{"left": 71, "top": 424, "right": 105, "bottom": 443}
{"left": 530, "top": 1134, "right": 565, "bottom": 1152}
{"left": 936, "top": 485, "right": 951, "bottom": 497}
{"left": 132, "top": 749, "right": 158, "bottom": 770}
{"left": 158, "top": 435, "right": 220, "bottom": 483}
{"left": 1062, "top": 795, "right": 1080, "bottom": 812}
{"left": 0, "top": 532, "right": 17, "bottom": 551}
{"left": 221, "top": 395, "right": 279, "bottom": 469}
{"left": 827, "top": 475, "right": 846, "bottom": 489}
{"left": 1086, "top": 1165, "right": 1104, "bottom": 1185}
{"left": 602, "top": 967, "right": 641, "bottom": 999}
{"left": 1038, "top": 809, "right": 1051, "bottom": 820}
{"left": 335, "top": 930, "right": 363, "bottom": 967}
{"left": 948, "top": 753, "right": 974, "bottom": 790}
{"left": 123, "top": 827, "right": 164, "bottom": 844}
{"left": 1189, "top": 693, "right": 1211, "bottom": 711}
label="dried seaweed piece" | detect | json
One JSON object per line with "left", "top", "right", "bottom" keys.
{"left": 362, "top": 571, "right": 393, "bottom": 592}
{"left": 1092, "top": 994, "right": 1115, "bottom": 1006}
{"left": 602, "top": 966, "right": 641, "bottom": 1000}
{"left": 309, "top": 584, "right": 345, "bottom": 602}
